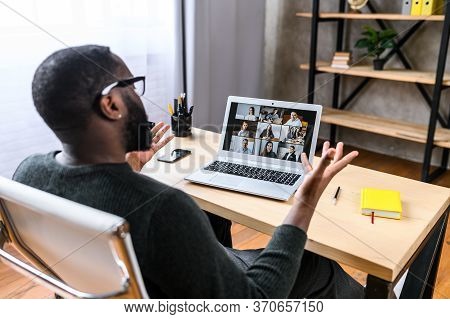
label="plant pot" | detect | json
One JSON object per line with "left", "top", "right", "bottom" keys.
{"left": 373, "top": 59, "right": 384, "bottom": 70}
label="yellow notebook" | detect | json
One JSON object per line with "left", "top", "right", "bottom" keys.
{"left": 360, "top": 188, "right": 402, "bottom": 220}
{"left": 411, "top": 0, "right": 423, "bottom": 15}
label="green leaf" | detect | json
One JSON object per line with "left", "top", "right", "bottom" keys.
{"left": 355, "top": 38, "right": 370, "bottom": 48}
{"left": 362, "top": 25, "right": 377, "bottom": 41}
{"left": 380, "top": 40, "right": 395, "bottom": 49}
{"left": 355, "top": 25, "right": 398, "bottom": 58}
{"left": 380, "top": 28, "right": 397, "bottom": 39}
{"left": 367, "top": 44, "right": 378, "bottom": 57}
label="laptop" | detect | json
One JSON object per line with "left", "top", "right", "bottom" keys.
{"left": 185, "top": 96, "right": 322, "bottom": 201}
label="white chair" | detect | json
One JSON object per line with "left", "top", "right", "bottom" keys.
{"left": 0, "top": 176, "right": 148, "bottom": 298}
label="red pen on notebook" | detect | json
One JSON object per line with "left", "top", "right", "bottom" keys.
{"left": 371, "top": 212, "right": 374, "bottom": 224}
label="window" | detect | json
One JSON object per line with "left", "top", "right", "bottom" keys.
{"left": 0, "top": 0, "right": 179, "bottom": 177}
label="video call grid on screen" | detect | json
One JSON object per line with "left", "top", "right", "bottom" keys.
{"left": 223, "top": 102, "right": 318, "bottom": 162}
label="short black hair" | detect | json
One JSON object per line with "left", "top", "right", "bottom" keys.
{"left": 32, "top": 45, "right": 121, "bottom": 133}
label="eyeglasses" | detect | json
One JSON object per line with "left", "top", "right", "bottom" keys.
{"left": 101, "top": 76, "right": 146, "bottom": 97}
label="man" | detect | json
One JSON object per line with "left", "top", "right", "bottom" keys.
{"left": 13, "top": 45, "right": 364, "bottom": 298}
{"left": 285, "top": 112, "right": 302, "bottom": 127}
{"left": 263, "top": 108, "right": 279, "bottom": 123}
{"left": 282, "top": 146, "right": 297, "bottom": 162}
{"left": 236, "top": 138, "right": 251, "bottom": 154}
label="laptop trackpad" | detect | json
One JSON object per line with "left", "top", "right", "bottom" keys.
{"left": 210, "top": 174, "right": 243, "bottom": 187}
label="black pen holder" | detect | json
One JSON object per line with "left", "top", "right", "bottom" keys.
{"left": 171, "top": 115, "right": 192, "bottom": 137}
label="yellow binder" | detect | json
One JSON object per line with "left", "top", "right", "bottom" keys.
{"left": 411, "top": 0, "right": 423, "bottom": 15}
{"left": 421, "top": 0, "right": 444, "bottom": 15}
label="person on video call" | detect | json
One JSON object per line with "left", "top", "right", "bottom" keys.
{"left": 236, "top": 138, "right": 251, "bottom": 154}
{"left": 244, "top": 106, "right": 257, "bottom": 121}
{"left": 282, "top": 146, "right": 297, "bottom": 162}
{"left": 285, "top": 112, "right": 302, "bottom": 127}
{"left": 260, "top": 141, "right": 278, "bottom": 158}
{"left": 286, "top": 126, "right": 299, "bottom": 141}
{"left": 263, "top": 108, "right": 279, "bottom": 123}
{"left": 237, "top": 121, "right": 252, "bottom": 138}
{"left": 13, "top": 45, "right": 364, "bottom": 298}
{"left": 259, "top": 124, "right": 275, "bottom": 140}
{"left": 296, "top": 127, "right": 306, "bottom": 144}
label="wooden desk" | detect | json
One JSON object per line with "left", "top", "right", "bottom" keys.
{"left": 142, "top": 128, "right": 450, "bottom": 298}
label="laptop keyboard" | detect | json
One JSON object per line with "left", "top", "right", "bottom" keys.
{"left": 204, "top": 161, "right": 301, "bottom": 185}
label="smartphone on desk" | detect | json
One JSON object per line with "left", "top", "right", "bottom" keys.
{"left": 157, "top": 149, "right": 191, "bottom": 163}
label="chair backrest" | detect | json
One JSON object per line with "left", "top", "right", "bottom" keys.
{"left": 0, "top": 176, "right": 148, "bottom": 299}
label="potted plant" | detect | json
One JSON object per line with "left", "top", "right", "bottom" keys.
{"left": 354, "top": 25, "right": 397, "bottom": 70}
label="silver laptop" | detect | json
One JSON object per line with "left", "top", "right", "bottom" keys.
{"left": 185, "top": 96, "right": 322, "bottom": 200}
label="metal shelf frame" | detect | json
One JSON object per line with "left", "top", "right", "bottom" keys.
{"left": 305, "top": 0, "right": 450, "bottom": 182}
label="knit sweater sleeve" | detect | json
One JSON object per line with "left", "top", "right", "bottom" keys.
{"left": 145, "top": 188, "right": 307, "bottom": 298}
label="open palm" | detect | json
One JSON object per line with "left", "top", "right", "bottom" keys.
{"left": 295, "top": 141, "right": 359, "bottom": 210}
{"left": 126, "top": 122, "right": 174, "bottom": 172}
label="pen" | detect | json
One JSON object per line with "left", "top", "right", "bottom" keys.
{"left": 168, "top": 103, "right": 174, "bottom": 115}
{"left": 332, "top": 186, "right": 341, "bottom": 205}
{"left": 180, "top": 93, "right": 184, "bottom": 112}
{"left": 177, "top": 96, "right": 183, "bottom": 116}
{"left": 371, "top": 212, "right": 375, "bottom": 224}
{"left": 182, "top": 92, "right": 188, "bottom": 114}
{"left": 174, "top": 99, "right": 178, "bottom": 115}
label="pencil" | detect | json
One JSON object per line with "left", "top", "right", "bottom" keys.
{"left": 371, "top": 212, "right": 374, "bottom": 224}
{"left": 168, "top": 103, "right": 174, "bottom": 115}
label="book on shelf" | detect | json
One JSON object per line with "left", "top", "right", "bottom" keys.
{"left": 335, "top": 52, "right": 350, "bottom": 56}
{"left": 331, "top": 51, "right": 351, "bottom": 69}
{"left": 360, "top": 188, "right": 402, "bottom": 220}
{"left": 333, "top": 56, "right": 351, "bottom": 61}
{"left": 331, "top": 64, "right": 350, "bottom": 69}
{"left": 331, "top": 60, "right": 350, "bottom": 65}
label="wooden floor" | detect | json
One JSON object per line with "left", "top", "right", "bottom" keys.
{"left": 1, "top": 146, "right": 449, "bottom": 298}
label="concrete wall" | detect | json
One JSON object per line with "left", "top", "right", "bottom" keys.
{"left": 264, "top": 0, "right": 450, "bottom": 165}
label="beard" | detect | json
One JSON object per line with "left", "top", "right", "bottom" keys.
{"left": 123, "top": 94, "right": 152, "bottom": 152}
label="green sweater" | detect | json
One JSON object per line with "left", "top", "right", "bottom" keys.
{"left": 13, "top": 151, "right": 307, "bottom": 298}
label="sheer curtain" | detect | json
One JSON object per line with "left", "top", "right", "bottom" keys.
{"left": 185, "top": 0, "right": 265, "bottom": 131}
{"left": 0, "top": 0, "right": 182, "bottom": 178}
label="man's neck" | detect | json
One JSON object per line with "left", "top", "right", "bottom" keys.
{"left": 56, "top": 137, "right": 126, "bottom": 166}
{"left": 56, "top": 150, "right": 126, "bottom": 166}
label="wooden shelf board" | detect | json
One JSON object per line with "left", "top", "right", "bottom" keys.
{"left": 321, "top": 107, "right": 450, "bottom": 149}
{"left": 296, "top": 12, "right": 444, "bottom": 21}
{"left": 300, "top": 61, "right": 450, "bottom": 86}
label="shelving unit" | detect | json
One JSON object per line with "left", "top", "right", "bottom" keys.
{"left": 298, "top": 0, "right": 450, "bottom": 182}
{"left": 322, "top": 107, "right": 450, "bottom": 148}
{"left": 300, "top": 62, "right": 450, "bottom": 85}
{"left": 296, "top": 12, "right": 445, "bottom": 21}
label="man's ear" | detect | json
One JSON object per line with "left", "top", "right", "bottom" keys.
{"left": 98, "top": 95, "right": 123, "bottom": 120}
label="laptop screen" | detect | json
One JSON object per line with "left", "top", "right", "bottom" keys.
{"left": 221, "top": 102, "right": 319, "bottom": 163}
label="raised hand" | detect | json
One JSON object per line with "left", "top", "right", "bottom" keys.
{"left": 126, "top": 122, "right": 174, "bottom": 172}
{"left": 284, "top": 141, "right": 358, "bottom": 232}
